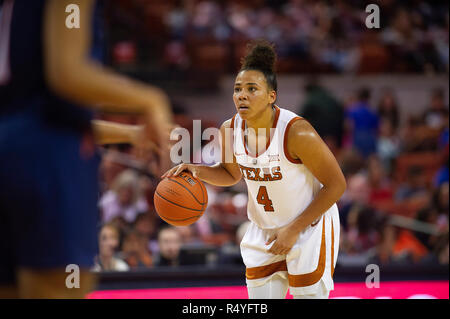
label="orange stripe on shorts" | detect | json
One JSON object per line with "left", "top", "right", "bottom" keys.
{"left": 246, "top": 260, "right": 287, "bottom": 280}
{"left": 288, "top": 219, "right": 326, "bottom": 287}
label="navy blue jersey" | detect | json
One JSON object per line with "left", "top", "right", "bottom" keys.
{"left": 0, "top": 0, "right": 105, "bottom": 131}
{"left": 0, "top": 0, "right": 104, "bottom": 281}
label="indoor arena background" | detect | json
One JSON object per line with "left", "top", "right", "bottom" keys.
{"left": 88, "top": 0, "right": 448, "bottom": 299}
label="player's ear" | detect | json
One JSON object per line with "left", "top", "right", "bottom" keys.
{"left": 269, "top": 90, "right": 276, "bottom": 105}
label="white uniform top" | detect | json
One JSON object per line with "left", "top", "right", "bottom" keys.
{"left": 232, "top": 105, "right": 323, "bottom": 229}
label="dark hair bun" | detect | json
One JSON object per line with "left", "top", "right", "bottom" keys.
{"left": 241, "top": 40, "right": 276, "bottom": 73}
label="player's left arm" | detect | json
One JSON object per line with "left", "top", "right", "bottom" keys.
{"left": 266, "top": 119, "right": 346, "bottom": 255}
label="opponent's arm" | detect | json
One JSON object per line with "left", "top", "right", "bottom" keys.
{"left": 267, "top": 119, "right": 346, "bottom": 255}
{"left": 44, "top": 0, "right": 172, "bottom": 122}
{"left": 91, "top": 120, "right": 144, "bottom": 146}
{"left": 162, "top": 119, "right": 242, "bottom": 187}
{"left": 44, "top": 0, "right": 173, "bottom": 173}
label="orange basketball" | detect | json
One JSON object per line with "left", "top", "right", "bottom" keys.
{"left": 154, "top": 171, "right": 208, "bottom": 226}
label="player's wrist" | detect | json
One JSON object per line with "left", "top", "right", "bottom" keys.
{"left": 288, "top": 217, "right": 308, "bottom": 235}
{"left": 187, "top": 164, "right": 205, "bottom": 180}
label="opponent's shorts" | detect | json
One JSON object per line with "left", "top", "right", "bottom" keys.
{"left": 0, "top": 107, "right": 100, "bottom": 284}
{"left": 240, "top": 204, "right": 340, "bottom": 296}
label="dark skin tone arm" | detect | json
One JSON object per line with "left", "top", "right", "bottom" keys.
{"left": 266, "top": 119, "right": 347, "bottom": 255}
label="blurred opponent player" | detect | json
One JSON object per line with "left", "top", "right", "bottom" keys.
{"left": 163, "top": 41, "right": 346, "bottom": 299}
{"left": 0, "top": 0, "right": 173, "bottom": 298}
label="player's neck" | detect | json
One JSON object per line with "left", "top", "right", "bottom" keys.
{"left": 246, "top": 105, "right": 275, "bottom": 132}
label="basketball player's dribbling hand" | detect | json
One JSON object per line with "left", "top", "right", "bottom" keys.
{"left": 161, "top": 163, "right": 201, "bottom": 179}
{"left": 266, "top": 225, "right": 299, "bottom": 255}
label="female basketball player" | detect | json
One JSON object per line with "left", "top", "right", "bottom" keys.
{"left": 162, "top": 40, "right": 346, "bottom": 299}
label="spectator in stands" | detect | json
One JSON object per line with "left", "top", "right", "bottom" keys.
{"left": 420, "top": 231, "right": 450, "bottom": 266}
{"left": 393, "top": 228, "right": 430, "bottom": 264}
{"left": 381, "top": 7, "right": 424, "bottom": 72}
{"left": 394, "top": 166, "right": 430, "bottom": 202}
{"left": 134, "top": 211, "right": 164, "bottom": 257}
{"left": 345, "top": 87, "right": 379, "bottom": 158}
{"left": 433, "top": 233, "right": 449, "bottom": 265}
{"left": 414, "top": 208, "right": 441, "bottom": 252}
{"left": 367, "top": 155, "right": 394, "bottom": 205}
{"left": 99, "top": 169, "right": 149, "bottom": 227}
{"left": 120, "top": 229, "right": 153, "bottom": 269}
{"left": 369, "top": 219, "right": 398, "bottom": 265}
{"left": 370, "top": 218, "right": 428, "bottom": 265}
{"left": 107, "top": 0, "right": 449, "bottom": 76}
{"left": 414, "top": 182, "right": 448, "bottom": 254}
{"left": 299, "top": 78, "right": 344, "bottom": 154}
{"left": 436, "top": 182, "right": 449, "bottom": 217}
{"left": 416, "top": 182, "right": 449, "bottom": 265}
{"left": 92, "top": 224, "right": 129, "bottom": 272}
{"left": 438, "top": 127, "right": 449, "bottom": 153}
{"left": 339, "top": 173, "right": 370, "bottom": 231}
{"left": 434, "top": 159, "right": 449, "bottom": 189}
{"left": 337, "top": 148, "right": 365, "bottom": 178}
{"left": 343, "top": 206, "right": 380, "bottom": 255}
{"left": 357, "top": 30, "right": 391, "bottom": 74}
{"left": 201, "top": 191, "right": 238, "bottom": 245}
{"left": 432, "top": 182, "right": 449, "bottom": 234}
{"left": 134, "top": 212, "right": 158, "bottom": 242}
{"left": 176, "top": 225, "right": 204, "bottom": 246}
{"left": 422, "top": 88, "right": 449, "bottom": 132}
{"left": 153, "top": 226, "right": 182, "bottom": 267}
{"left": 406, "top": 88, "right": 450, "bottom": 151}
{"left": 98, "top": 147, "right": 127, "bottom": 193}
{"left": 377, "top": 117, "right": 400, "bottom": 174}
{"left": 377, "top": 89, "right": 400, "bottom": 132}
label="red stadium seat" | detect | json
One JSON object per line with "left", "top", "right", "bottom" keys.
{"left": 394, "top": 152, "right": 442, "bottom": 186}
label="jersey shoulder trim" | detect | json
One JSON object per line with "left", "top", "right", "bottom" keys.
{"left": 230, "top": 113, "right": 237, "bottom": 130}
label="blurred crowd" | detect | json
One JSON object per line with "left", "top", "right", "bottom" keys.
{"left": 90, "top": 0, "right": 448, "bottom": 273}
{"left": 106, "top": 0, "right": 449, "bottom": 79}
{"left": 92, "top": 82, "right": 449, "bottom": 272}
{"left": 310, "top": 84, "right": 449, "bottom": 267}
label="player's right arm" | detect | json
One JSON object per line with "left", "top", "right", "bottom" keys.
{"left": 162, "top": 119, "right": 242, "bottom": 187}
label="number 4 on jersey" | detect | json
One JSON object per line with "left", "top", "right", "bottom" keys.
{"left": 257, "top": 186, "right": 274, "bottom": 212}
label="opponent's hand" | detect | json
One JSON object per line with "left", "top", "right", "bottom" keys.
{"left": 129, "top": 123, "right": 166, "bottom": 177}
{"left": 142, "top": 109, "right": 175, "bottom": 177}
{"left": 132, "top": 125, "right": 157, "bottom": 157}
{"left": 161, "top": 163, "right": 201, "bottom": 180}
{"left": 266, "top": 225, "right": 299, "bottom": 255}
{"left": 153, "top": 121, "right": 173, "bottom": 177}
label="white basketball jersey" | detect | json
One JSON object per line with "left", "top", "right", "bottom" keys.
{"left": 232, "top": 105, "right": 323, "bottom": 229}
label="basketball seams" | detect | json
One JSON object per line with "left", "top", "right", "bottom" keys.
{"left": 159, "top": 213, "right": 202, "bottom": 222}
{"left": 155, "top": 190, "right": 204, "bottom": 212}
{"left": 154, "top": 173, "right": 208, "bottom": 226}
{"left": 200, "top": 182, "right": 206, "bottom": 209}
{"left": 198, "top": 178, "right": 206, "bottom": 210}
{"left": 167, "top": 177, "right": 207, "bottom": 205}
